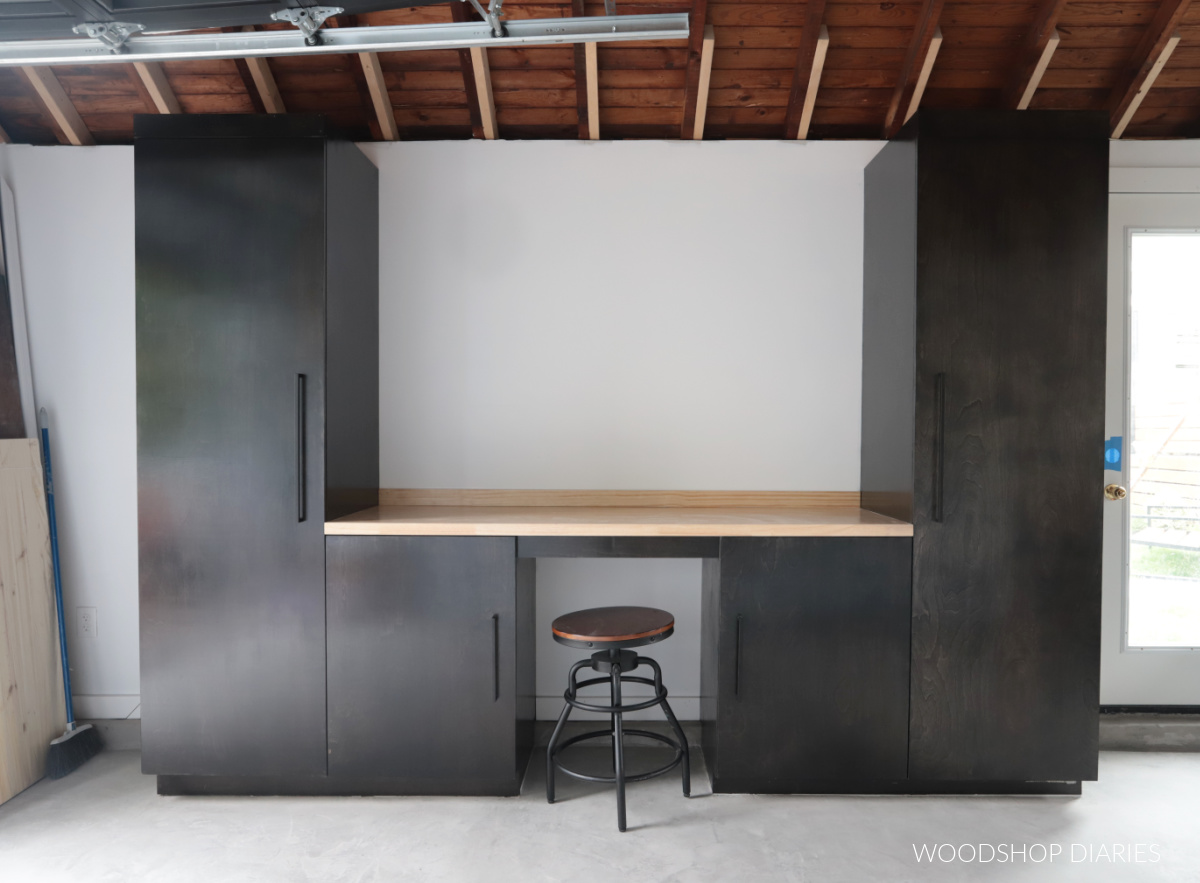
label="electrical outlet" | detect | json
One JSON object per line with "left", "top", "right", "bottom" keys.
{"left": 77, "top": 607, "right": 97, "bottom": 638}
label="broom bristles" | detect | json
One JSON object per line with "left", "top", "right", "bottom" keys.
{"left": 46, "top": 723, "right": 102, "bottom": 780}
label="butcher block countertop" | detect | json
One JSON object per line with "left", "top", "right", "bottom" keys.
{"left": 325, "top": 505, "right": 913, "bottom": 538}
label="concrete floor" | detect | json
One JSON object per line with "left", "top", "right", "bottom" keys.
{"left": 1, "top": 748, "right": 1198, "bottom": 882}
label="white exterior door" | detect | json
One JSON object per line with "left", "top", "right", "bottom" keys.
{"left": 1102, "top": 189, "right": 1200, "bottom": 704}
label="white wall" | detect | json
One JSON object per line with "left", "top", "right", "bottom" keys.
{"left": 0, "top": 145, "right": 139, "bottom": 719}
{"left": 361, "top": 139, "right": 882, "bottom": 717}
{"left": 2, "top": 138, "right": 881, "bottom": 720}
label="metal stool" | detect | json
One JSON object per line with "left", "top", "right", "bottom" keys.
{"left": 546, "top": 606, "right": 690, "bottom": 832}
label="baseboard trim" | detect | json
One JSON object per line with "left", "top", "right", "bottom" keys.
{"left": 1099, "top": 713, "right": 1200, "bottom": 752}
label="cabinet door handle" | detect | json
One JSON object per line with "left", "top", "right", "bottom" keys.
{"left": 296, "top": 374, "right": 307, "bottom": 523}
{"left": 734, "top": 614, "right": 743, "bottom": 697}
{"left": 933, "top": 372, "right": 945, "bottom": 523}
{"left": 492, "top": 613, "right": 500, "bottom": 701}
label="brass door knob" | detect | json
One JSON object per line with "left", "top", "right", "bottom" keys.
{"left": 1105, "top": 484, "right": 1127, "bottom": 501}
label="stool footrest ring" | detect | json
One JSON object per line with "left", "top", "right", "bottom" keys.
{"left": 549, "top": 728, "right": 684, "bottom": 785}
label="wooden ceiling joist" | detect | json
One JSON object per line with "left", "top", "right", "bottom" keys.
{"left": 1002, "top": 0, "right": 1068, "bottom": 110}
{"left": 469, "top": 47, "right": 498, "bottom": 140}
{"left": 584, "top": 42, "right": 600, "bottom": 141}
{"left": 358, "top": 52, "right": 399, "bottom": 141}
{"left": 691, "top": 25, "right": 715, "bottom": 141}
{"left": 451, "top": 1, "right": 496, "bottom": 140}
{"left": 1109, "top": 0, "right": 1192, "bottom": 138}
{"left": 679, "top": 0, "right": 709, "bottom": 140}
{"left": 882, "top": 0, "right": 945, "bottom": 139}
{"left": 571, "top": 0, "right": 590, "bottom": 139}
{"left": 783, "top": 0, "right": 827, "bottom": 141}
{"left": 20, "top": 66, "right": 93, "bottom": 146}
{"left": 132, "top": 62, "right": 182, "bottom": 115}
{"left": 0, "top": 120, "right": 9, "bottom": 145}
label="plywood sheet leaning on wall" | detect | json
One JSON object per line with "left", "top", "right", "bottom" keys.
{"left": 0, "top": 438, "right": 66, "bottom": 804}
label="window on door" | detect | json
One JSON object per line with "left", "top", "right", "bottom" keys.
{"left": 1127, "top": 232, "right": 1200, "bottom": 648}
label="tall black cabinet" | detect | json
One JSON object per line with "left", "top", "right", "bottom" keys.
{"left": 862, "top": 110, "right": 1108, "bottom": 783}
{"left": 136, "top": 116, "right": 378, "bottom": 778}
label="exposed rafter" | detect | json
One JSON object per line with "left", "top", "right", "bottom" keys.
{"left": 1002, "top": 0, "right": 1068, "bottom": 109}
{"left": 358, "top": 52, "right": 399, "bottom": 141}
{"left": 571, "top": 0, "right": 590, "bottom": 139}
{"left": 691, "top": 25, "right": 715, "bottom": 140}
{"left": 0, "top": 120, "right": 9, "bottom": 144}
{"left": 680, "top": 0, "right": 709, "bottom": 140}
{"left": 20, "top": 66, "right": 92, "bottom": 146}
{"left": 133, "top": 62, "right": 181, "bottom": 114}
{"left": 883, "top": 0, "right": 945, "bottom": 138}
{"left": 783, "top": 0, "right": 827, "bottom": 140}
{"left": 585, "top": 41, "right": 600, "bottom": 141}
{"left": 469, "top": 46, "right": 498, "bottom": 139}
{"left": 904, "top": 26, "right": 941, "bottom": 125}
{"left": 1113, "top": 30, "right": 1182, "bottom": 138}
{"left": 452, "top": 1, "right": 488, "bottom": 140}
{"left": 793, "top": 25, "right": 828, "bottom": 141}
{"left": 240, "top": 27, "right": 286, "bottom": 114}
{"left": 1108, "top": 0, "right": 1193, "bottom": 137}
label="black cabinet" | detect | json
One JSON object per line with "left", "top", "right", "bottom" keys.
{"left": 326, "top": 537, "right": 535, "bottom": 795}
{"left": 700, "top": 537, "right": 913, "bottom": 793}
{"left": 862, "top": 111, "right": 1108, "bottom": 783}
{"left": 136, "top": 116, "right": 378, "bottom": 779}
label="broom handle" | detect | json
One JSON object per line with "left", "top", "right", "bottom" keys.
{"left": 39, "top": 408, "right": 76, "bottom": 730}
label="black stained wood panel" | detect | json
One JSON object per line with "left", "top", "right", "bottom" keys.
{"left": 860, "top": 132, "right": 918, "bottom": 523}
{"left": 324, "top": 141, "right": 380, "bottom": 520}
{"left": 136, "top": 128, "right": 329, "bottom": 777}
{"left": 517, "top": 536, "right": 720, "bottom": 558}
{"left": 907, "top": 110, "right": 1108, "bottom": 782}
{"left": 702, "top": 537, "right": 912, "bottom": 792}
{"left": 326, "top": 536, "right": 532, "bottom": 794}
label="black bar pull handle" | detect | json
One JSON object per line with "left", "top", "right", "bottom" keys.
{"left": 492, "top": 614, "right": 500, "bottom": 701}
{"left": 933, "top": 372, "right": 945, "bottom": 523}
{"left": 734, "top": 614, "right": 743, "bottom": 697}
{"left": 296, "top": 374, "right": 307, "bottom": 523}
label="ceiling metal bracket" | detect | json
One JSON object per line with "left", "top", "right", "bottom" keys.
{"left": 462, "top": 0, "right": 506, "bottom": 38}
{"left": 270, "top": 6, "right": 344, "bottom": 46}
{"left": 71, "top": 21, "right": 145, "bottom": 53}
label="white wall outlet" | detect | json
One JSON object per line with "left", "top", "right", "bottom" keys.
{"left": 77, "top": 607, "right": 97, "bottom": 638}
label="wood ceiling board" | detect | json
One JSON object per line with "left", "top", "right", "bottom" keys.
{"left": 497, "top": 106, "right": 578, "bottom": 123}
{"left": 705, "top": 104, "right": 786, "bottom": 122}
{"left": 384, "top": 70, "right": 471, "bottom": 88}
{"left": 388, "top": 88, "right": 471, "bottom": 106}
{"left": 709, "top": 86, "right": 790, "bottom": 105}
{"left": 599, "top": 47, "right": 691, "bottom": 68}
{"left": 602, "top": 104, "right": 686, "bottom": 122}
{"left": 601, "top": 87, "right": 688, "bottom": 105}
{"left": 176, "top": 93, "right": 257, "bottom": 112}
{"left": 600, "top": 69, "right": 689, "bottom": 87}
{"left": 491, "top": 88, "right": 578, "bottom": 106}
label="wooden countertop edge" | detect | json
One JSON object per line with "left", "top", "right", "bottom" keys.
{"left": 324, "top": 504, "right": 914, "bottom": 538}
{"left": 325, "top": 523, "right": 914, "bottom": 537}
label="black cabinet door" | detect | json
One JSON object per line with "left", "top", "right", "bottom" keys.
{"left": 909, "top": 120, "right": 1107, "bottom": 782}
{"left": 326, "top": 537, "right": 523, "bottom": 788}
{"left": 712, "top": 537, "right": 912, "bottom": 788}
{"left": 136, "top": 135, "right": 328, "bottom": 776}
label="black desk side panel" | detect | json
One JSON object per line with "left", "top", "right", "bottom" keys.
{"left": 325, "top": 141, "right": 379, "bottom": 521}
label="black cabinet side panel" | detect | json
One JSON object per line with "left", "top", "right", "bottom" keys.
{"left": 909, "top": 115, "right": 1107, "bottom": 782}
{"left": 136, "top": 135, "right": 328, "bottom": 776}
{"left": 326, "top": 536, "right": 520, "bottom": 788}
{"left": 699, "top": 555, "right": 721, "bottom": 783}
{"left": 515, "top": 556, "right": 536, "bottom": 779}
{"left": 715, "top": 538, "right": 912, "bottom": 787}
{"left": 861, "top": 137, "right": 918, "bottom": 523}
{"left": 324, "top": 142, "right": 379, "bottom": 520}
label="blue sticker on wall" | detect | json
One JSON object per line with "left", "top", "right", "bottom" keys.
{"left": 1105, "top": 436, "right": 1122, "bottom": 471}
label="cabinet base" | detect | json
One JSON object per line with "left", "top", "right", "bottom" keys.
{"left": 709, "top": 778, "right": 1083, "bottom": 796}
{"left": 156, "top": 775, "right": 524, "bottom": 797}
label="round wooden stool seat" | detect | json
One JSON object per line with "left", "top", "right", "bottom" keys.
{"left": 551, "top": 606, "right": 674, "bottom": 649}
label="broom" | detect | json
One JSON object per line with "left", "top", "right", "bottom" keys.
{"left": 39, "top": 408, "right": 102, "bottom": 779}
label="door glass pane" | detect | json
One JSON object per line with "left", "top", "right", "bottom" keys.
{"left": 1128, "top": 232, "right": 1200, "bottom": 648}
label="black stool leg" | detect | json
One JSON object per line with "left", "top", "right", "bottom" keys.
{"left": 641, "top": 656, "right": 690, "bottom": 798}
{"left": 611, "top": 660, "right": 627, "bottom": 832}
{"left": 547, "top": 659, "right": 588, "bottom": 804}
